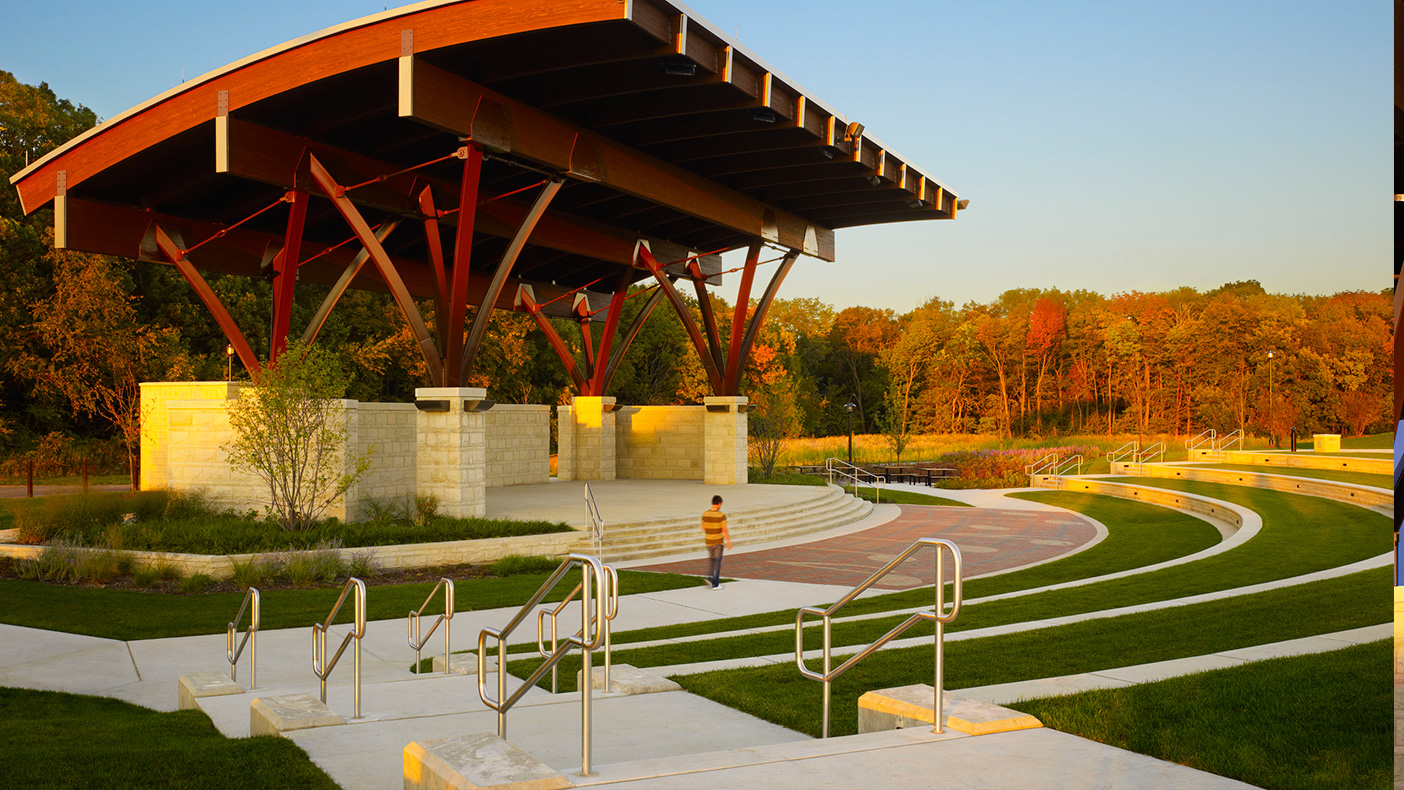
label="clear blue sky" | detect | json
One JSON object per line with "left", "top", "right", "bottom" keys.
{"left": 2, "top": 0, "right": 1389, "bottom": 313}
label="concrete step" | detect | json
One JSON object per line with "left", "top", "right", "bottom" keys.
{"left": 597, "top": 495, "right": 872, "bottom": 563}
{"left": 600, "top": 495, "right": 869, "bottom": 547}
{"left": 597, "top": 487, "right": 848, "bottom": 536}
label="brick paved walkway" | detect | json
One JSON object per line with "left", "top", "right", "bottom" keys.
{"left": 637, "top": 505, "right": 1097, "bottom": 590}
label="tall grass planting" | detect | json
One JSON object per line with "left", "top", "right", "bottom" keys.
{"left": 9, "top": 489, "right": 572, "bottom": 555}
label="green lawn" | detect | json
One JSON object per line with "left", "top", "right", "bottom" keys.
{"left": 0, "top": 569, "right": 700, "bottom": 641}
{"left": 506, "top": 484, "right": 1384, "bottom": 682}
{"left": 0, "top": 687, "right": 340, "bottom": 789}
{"left": 498, "top": 492, "right": 1220, "bottom": 655}
{"left": 665, "top": 567, "right": 1388, "bottom": 738}
{"left": 1180, "top": 463, "right": 1390, "bottom": 488}
{"left": 1017, "top": 640, "right": 1391, "bottom": 790}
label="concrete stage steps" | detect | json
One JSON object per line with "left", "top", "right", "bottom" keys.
{"left": 596, "top": 486, "right": 873, "bottom": 562}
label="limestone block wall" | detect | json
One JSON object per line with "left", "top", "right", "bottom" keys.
{"left": 557, "top": 398, "right": 617, "bottom": 481}
{"left": 0, "top": 530, "right": 587, "bottom": 580}
{"left": 356, "top": 403, "right": 418, "bottom": 509}
{"left": 615, "top": 406, "right": 705, "bottom": 480}
{"left": 703, "top": 396, "right": 748, "bottom": 486}
{"left": 1109, "top": 462, "right": 1392, "bottom": 509}
{"left": 139, "top": 381, "right": 245, "bottom": 491}
{"left": 1040, "top": 476, "right": 1243, "bottom": 533}
{"left": 164, "top": 399, "right": 270, "bottom": 517}
{"left": 485, "top": 405, "right": 551, "bottom": 488}
{"left": 416, "top": 388, "right": 487, "bottom": 518}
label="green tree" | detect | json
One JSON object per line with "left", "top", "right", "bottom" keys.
{"left": 224, "top": 342, "right": 371, "bottom": 531}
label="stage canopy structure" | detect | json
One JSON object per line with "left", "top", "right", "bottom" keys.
{"left": 10, "top": 0, "right": 961, "bottom": 397}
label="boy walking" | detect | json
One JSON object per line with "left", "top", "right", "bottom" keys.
{"left": 701, "top": 495, "right": 732, "bottom": 590}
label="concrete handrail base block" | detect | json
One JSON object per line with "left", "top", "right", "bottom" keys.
{"left": 857, "top": 685, "right": 1042, "bottom": 736}
{"left": 432, "top": 651, "right": 497, "bottom": 675}
{"left": 250, "top": 693, "right": 345, "bottom": 737}
{"left": 177, "top": 671, "right": 243, "bottom": 710}
{"left": 575, "top": 663, "right": 682, "bottom": 695}
{"left": 403, "top": 733, "right": 571, "bottom": 790}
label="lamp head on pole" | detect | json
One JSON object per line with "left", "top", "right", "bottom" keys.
{"left": 845, "top": 401, "right": 857, "bottom": 413}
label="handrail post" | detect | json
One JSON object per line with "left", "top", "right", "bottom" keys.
{"left": 312, "top": 578, "right": 366, "bottom": 718}
{"left": 822, "top": 617, "right": 832, "bottom": 739}
{"left": 581, "top": 561, "right": 595, "bottom": 776}
{"left": 227, "top": 587, "right": 259, "bottom": 688}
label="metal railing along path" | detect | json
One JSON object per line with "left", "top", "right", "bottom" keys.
{"left": 795, "top": 538, "right": 962, "bottom": 739}
{"left": 538, "top": 565, "right": 619, "bottom": 693}
{"left": 1107, "top": 441, "right": 1139, "bottom": 466}
{"left": 227, "top": 587, "right": 259, "bottom": 688}
{"left": 409, "top": 577, "right": 454, "bottom": 675}
{"left": 1135, "top": 442, "right": 1166, "bottom": 472}
{"left": 1214, "top": 429, "right": 1244, "bottom": 455}
{"left": 825, "top": 458, "right": 884, "bottom": 502}
{"left": 479, "top": 554, "right": 609, "bottom": 777}
{"left": 1184, "top": 429, "right": 1216, "bottom": 452}
{"left": 1024, "top": 453, "right": 1058, "bottom": 484}
{"left": 1055, "top": 454, "right": 1083, "bottom": 477}
{"left": 313, "top": 577, "right": 366, "bottom": 718}
{"left": 585, "top": 483, "right": 604, "bottom": 555}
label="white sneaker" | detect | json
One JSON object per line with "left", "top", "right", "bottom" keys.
{"left": 712, "top": 583, "right": 724, "bottom": 590}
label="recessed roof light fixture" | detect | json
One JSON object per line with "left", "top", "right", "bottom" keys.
{"left": 750, "top": 108, "right": 778, "bottom": 123}
{"left": 906, "top": 198, "right": 924, "bottom": 209}
{"left": 661, "top": 56, "right": 696, "bottom": 76}
{"left": 867, "top": 175, "right": 882, "bottom": 186}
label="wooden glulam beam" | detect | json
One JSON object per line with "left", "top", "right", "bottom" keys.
{"left": 215, "top": 116, "right": 723, "bottom": 275}
{"left": 398, "top": 56, "right": 835, "bottom": 261}
{"left": 53, "top": 195, "right": 603, "bottom": 322}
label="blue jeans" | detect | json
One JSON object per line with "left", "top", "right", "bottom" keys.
{"left": 707, "top": 545, "right": 724, "bottom": 587}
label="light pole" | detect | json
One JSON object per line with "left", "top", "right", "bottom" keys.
{"left": 845, "top": 399, "right": 857, "bottom": 466}
{"left": 226, "top": 344, "right": 234, "bottom": 382}
{"left": 1267, "top": 351, "right": 1275, "bottom": 447}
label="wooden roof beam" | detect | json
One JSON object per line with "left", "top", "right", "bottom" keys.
{"left": 398, "top": 56, "right": 834, "bottom": 261}
{"left": 53, "top": 194, "right": 607, "bottom": 320}
{"left": 215, "top": 115, "right": 725, "bottom": 275}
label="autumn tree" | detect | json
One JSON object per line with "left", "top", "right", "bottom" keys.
{"left": 9, "top": 251, "right": 187, "bottom": 487}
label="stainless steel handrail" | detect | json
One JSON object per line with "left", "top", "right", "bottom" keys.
{"left": 409, "top": 577, "right": 454, "bottom": 675}
{"left": 312, "top": 577, "right": 366, "bottom": 718}
{"left": 1214, "top": 429, "right": 1244, "bottom": 454}
{"left": 825, "top": 458, "right": 884, "bottom": 503}
{"left": 1107, "top": 441, "right": 1139, "bottom": 466}
{"left": 795, "top": 538, "right": 962, "bottom": 738}
{"left": 227, "top": 587, "right": 259, "bottom": 688}
{"left": 1024, "top": 452, "right": 1058, "bottom": 483}
{"left": 1055, "top": 454, "right": 1083, "bottom": 477}
{"left": 479, "top": 553, "right": 608, "bottom": 776}
{"left": 584, "top": 483, "right": 604, "bottom": 555}
{"left": 1135, "top": 441, "right": 1166, "bottom": 472}
{"left": 1184, "top": 429, "right": 1216, "bottom": 452}
{"left": 537, "top": 565, "right": 619, "bottom": 693}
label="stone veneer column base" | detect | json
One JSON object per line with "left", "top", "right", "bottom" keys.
{"left": 416, "top": 387, "right": 488, "bottom": 518}
{"left": 557, "top": 396, "right": 616, "bottom": 481}
{"left": 703, "top": 396, "right": 748, "bottom": 485}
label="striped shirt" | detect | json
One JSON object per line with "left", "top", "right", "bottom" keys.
{"left": 701, "top": 509, "right": 728, "bottom": 546}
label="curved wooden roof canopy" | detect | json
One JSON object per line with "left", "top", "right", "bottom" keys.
{"left": 10, "top": 0, "right": 961, "bottom": 394}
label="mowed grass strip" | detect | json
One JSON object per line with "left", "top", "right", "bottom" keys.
{"left": 0, "top": 686, "right": 340, "bottom": 790}
{"left": 664, "top": 567, "right": 1388, "bottom": 738}
{"left": 1017, "top": 640, "right": 1391, "bottom": 790}
{"left": 581, "top": 493, "right": 1221, "bottom": 651}
{"left": 1180, "top": 463, "right": 1390, "bottom": 489}
{"left": 0, "top": 570, "right": 699, "bottom": 641}
{"left": 514, "top": 484, "right": 1385, "bottom": 678}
